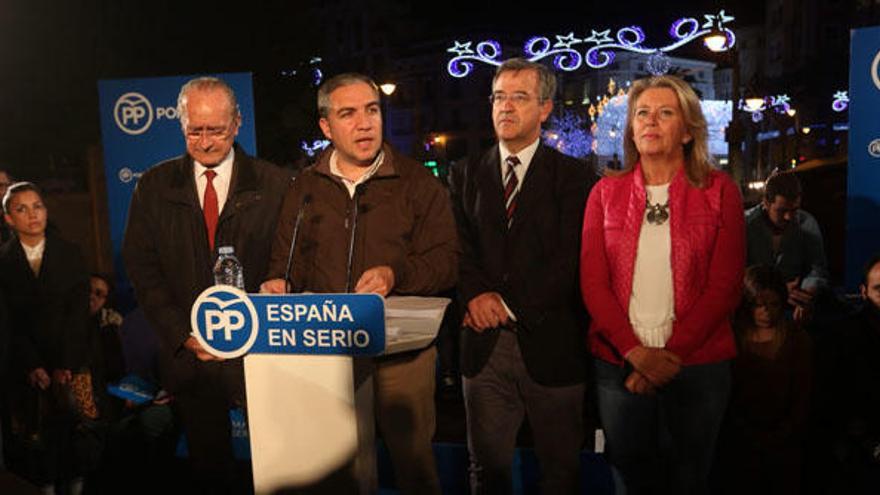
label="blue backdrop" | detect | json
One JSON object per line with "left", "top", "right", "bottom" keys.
{"left": 846, "top": 27, "right": 880, "bottom": 288}
{"left": 96, "top": 73, "right": 256, "bottom": 300}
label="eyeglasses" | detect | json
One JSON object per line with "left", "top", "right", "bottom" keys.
{"left": 489, "top": 93, "right": 539, "bottom": 106}
{"left": 185, "top": 123, "right": 236, "bottom": 141}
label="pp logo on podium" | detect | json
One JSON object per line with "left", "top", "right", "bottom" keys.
{"left": 191, "top": 286, "right": 259, "bottom": 359}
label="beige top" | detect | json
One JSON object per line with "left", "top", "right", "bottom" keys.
{"left": 629, "top": 183, "right": 675, "bottom": 348}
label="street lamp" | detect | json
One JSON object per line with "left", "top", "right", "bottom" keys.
{"left": 704, "top": 24, "right": 745, "bottom": 186}
{"left": 379, "top": 82, "right": 396, "bottom": 140}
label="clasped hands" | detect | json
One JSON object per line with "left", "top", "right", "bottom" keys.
{"left": 623, "top": 346, "right": 682, "bottom": 395}
{"left": 462, "top": 292, "right": 510, "bottom": 332}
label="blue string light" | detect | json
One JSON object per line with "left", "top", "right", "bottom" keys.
{"left": 446, "top": 10, "right": 736, "bottom": 77}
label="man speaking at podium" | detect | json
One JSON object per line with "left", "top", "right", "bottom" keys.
{"left": 261, "top": 73, "right": 458, "bottom": 494}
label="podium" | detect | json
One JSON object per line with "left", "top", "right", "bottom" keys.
{"left": 190, "top": 287, "right": 449, "bottom": 494}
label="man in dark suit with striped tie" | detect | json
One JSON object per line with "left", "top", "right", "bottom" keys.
{"left": 450, "top": 58, "right": 595, "bottom": 494}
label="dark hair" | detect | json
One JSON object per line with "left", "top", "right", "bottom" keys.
{"left": 735, "top": 265, "right": 789, "bottom": 337}
{"left": 492, "top": 58, "right": 557, "bottom": 102}
{"left": 2, "top": 181, "right": 43, "bottom": 214}
{"left": 862, "top": 253, "right": 880, "bottom": 286}
{"left": 317, "top": 73, "right": 380, "bottom": 118}
{"left": 91, "top": 273, "right": 116, "bottom": 309}
{"left": 764, "top": 171, "right": 801, "bottom": 202}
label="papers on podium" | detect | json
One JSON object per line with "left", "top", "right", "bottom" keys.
{"left": 384, "top": 296, "right": 451, "bottom": 354}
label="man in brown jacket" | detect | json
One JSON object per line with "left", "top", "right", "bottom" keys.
{"left": 260, "top": 73, "right": 458, "bottom": 495}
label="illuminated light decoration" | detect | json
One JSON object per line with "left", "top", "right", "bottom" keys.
{"left": 592, "top": 95, "right": 731, "bottom": 160}
{"left": 646, "top": 52, "right": 672, "bottom": 76}
{"left": 595, "top": 95, "right": 628, "bottom": 157}
{"left": 751, "top": 111, "right": 764, "bottom": 123}
{"left": 542, "top": 110, "right": 593, "bottom": 158}
{"left": 747, "top": 181, "right": 766, "bottom": 191}
{"left": 701, "top": 100, "right": 734, "bottom": 156}
{"left": 525, "top": 36, "right": 583, "bottom": 71}
{"left": 445, "top": 10, "right": 735, "bottom": 77}
{"left": 757, "top": 130, "right": 781, "bottom": 142}
{"left": 833, "top": 123, "right": 850, "bottom": 131}
{"left": 301, "top": 139, "right": 331, "bottom": 158}
{"left": 446, "top": 40, "right": 502, "bottom": 78}
{"left": 742, "top": 97, "right": 766, "bottom": 113}
{"left": 832, "top": 91, "right": 849, "bottom": 112}
{"left": 768, "top": 94, "right": 792, "bottom": 114}
{"left": 313, "top": 68, "right": 323, "bottom": 87}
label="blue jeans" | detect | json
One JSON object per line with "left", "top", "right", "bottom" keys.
{"left": 595, "top": 359, "right": 730, "bottom": 495}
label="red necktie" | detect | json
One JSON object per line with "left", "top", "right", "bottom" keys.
{"left": 203, "top": 170, "right": 219, "bottom": 251}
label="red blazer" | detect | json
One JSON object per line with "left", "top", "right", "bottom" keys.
{"left": 580, "top": 163, "right": 745, "bottom": 366}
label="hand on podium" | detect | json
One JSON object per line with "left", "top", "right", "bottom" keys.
{"left": 260, "top": 278, "right": 289, "bottom": 294}
{"left": 355, "top": 265, "right": 395, "bottom": 297}
{"left": 185, "top": 336, "right": 224, "bottom": 362}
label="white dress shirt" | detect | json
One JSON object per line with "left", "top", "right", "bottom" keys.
{"left": 21, "top": 238, "right": 46, "bottom": 275}
{"left": 494, "top": 137, "right": 541, "bottom": 322}
{"left": 329, "top": 150, "right": 385, "bottom": 198}
{"left": 498, "top": 137, "right": 540, "bottom": 194}
{"left": 194, "top": 148, "right": 235, "bottom": 214}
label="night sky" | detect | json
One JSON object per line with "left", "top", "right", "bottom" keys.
{"left": 0, "top": 0, "right": 783, "bottom": 179}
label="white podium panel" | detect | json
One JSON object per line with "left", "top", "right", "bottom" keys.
{"left": 245, "top": 354, "right": 360, "bottom": 493}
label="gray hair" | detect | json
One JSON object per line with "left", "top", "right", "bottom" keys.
{"left": 317, "top": 73, "right": 381, "bottom": 118}
{"left": 177, "top": 77, "right": 241, "bottom": 129}
{"left": 492, "top": 58, "right": 557, "bottom": 102}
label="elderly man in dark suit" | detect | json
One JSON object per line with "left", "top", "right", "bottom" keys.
{"left": 450, "top": 58, "right": 594, "bottom": 494}
{"left": 123, "top": 77, "right": 289, "bottom": 492}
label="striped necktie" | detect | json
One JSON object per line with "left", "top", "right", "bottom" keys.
{"left": 503, "top": 155, "right": 520, "bottom": 227}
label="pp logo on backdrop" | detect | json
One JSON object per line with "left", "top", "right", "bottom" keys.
{"left": 872, "top": 49, "right": 880, "bottom": 91}
{"left": 114, "top": 92, "right": 154, "bottom": 135}
{"left": 191, "top": 286, "right": 259, "bottom": 359}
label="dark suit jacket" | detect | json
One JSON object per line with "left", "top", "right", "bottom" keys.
{"left": 0, "top": 234, "right": 90, "bottom": 375}
{"left": 450, "top": 144, "right": 594, "bottom": 386}
{"left": 122, "top": 146, "right": 290, "bottom": 394}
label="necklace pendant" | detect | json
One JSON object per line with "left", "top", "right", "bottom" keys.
{"left": 646, "top": 201, "right": 670, "bottom": 225}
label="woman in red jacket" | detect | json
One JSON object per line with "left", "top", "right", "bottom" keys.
{"left": 580, "top": 75, "right": 745, "bottom": 494}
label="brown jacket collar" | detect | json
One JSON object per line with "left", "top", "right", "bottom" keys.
{"left": 312, "top": 142, "right": 400, "bottom": 180}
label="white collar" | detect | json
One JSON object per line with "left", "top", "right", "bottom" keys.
{"left": 498, "top": 137, "right": 540, "bottom": 169}
{"left": 21, "top": 238, "right": 45, "bottom": 260}
{"left": 194, "top": 148, "right": 235, "bottom": 180}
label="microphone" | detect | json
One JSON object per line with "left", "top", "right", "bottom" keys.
{"left": 283, "top": 194, "right": 311, "bottom": 292}
{"left": 345, "top": 184, "right": 366, "bottom": 292}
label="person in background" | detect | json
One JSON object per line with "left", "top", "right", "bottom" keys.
{"left": 580, "top": 75, "right": 744, "bottom": 494}
{"left": 0, "top": 181, "right": 90, "bottom": 494}
{"left": 745, "top": 171, "right": 829, "bottom": 323}
{"left": 0, "top": 170, "right": 15, "bottom": 243}
{"left": 86, "top": 274, "right": 125, "bottom": 418}
{"left": 814, "top": 254, "right": 880, "bottom": 493}
{"left": 717, "top": 265, "right": 812, "bottom": 495}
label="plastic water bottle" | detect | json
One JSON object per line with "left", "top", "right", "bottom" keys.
{"left": 213, "top": 246, "right": 245, "bottom": 289}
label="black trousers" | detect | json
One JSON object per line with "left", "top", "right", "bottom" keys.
{"left": 173, "top": 359, "right": 248, "bottom": 494}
